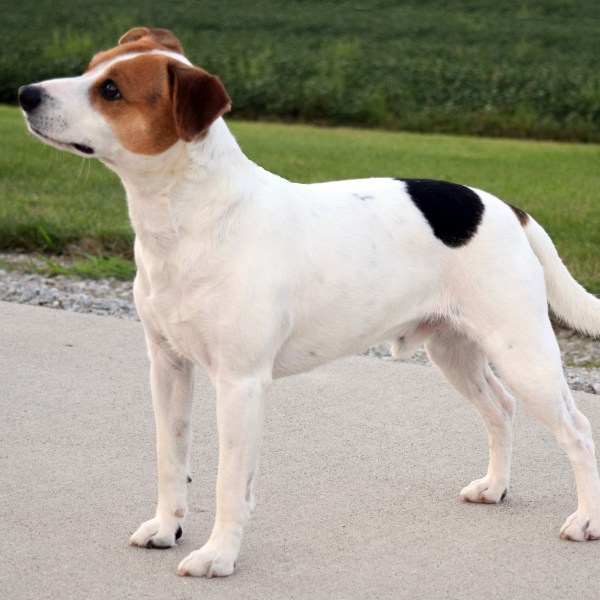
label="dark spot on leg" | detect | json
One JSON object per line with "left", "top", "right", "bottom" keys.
{"left": 508, "top": 203, "right": 529, "bottom": 226}
{"left": 187, "top": 475, "right": 192, "bottom": 483}
{"left": 176, "top": 525, "right": 183, "bottom": 540}
{"left": 501, "top": 488, "right": 508, "bottom": 501}
{"left": 396, "top": 178, "right": 485, "bottom": 247}
{"left": 245, "top": 473, "right": 254, "bottom": 504}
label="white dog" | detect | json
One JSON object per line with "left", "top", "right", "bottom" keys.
{"left": 19, "top": 27, "right": 600, "bottom": 577}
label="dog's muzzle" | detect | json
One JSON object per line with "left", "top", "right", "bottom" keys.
{"left": 17, "top": 84, "right": 95, "bottom": 156}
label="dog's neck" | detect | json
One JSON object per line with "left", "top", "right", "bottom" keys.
{"left": 108, "top": 118, "right": 244, "bottom": 190}
{"left": 187, "top": 118, "right": 243, "bottom": 172}
{"left": 112, "top": 118, "right": 262, "bottom": 257}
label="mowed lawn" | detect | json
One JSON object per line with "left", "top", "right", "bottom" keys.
{"left": 1, "top": 104, "right": 599, "bottom": 292}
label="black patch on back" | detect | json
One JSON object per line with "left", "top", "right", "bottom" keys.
{"left": 398, "top": 179, "right": 485, "bottom": 247}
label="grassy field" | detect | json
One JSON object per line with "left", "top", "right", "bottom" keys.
{"left": 1, "top": 104, "right": 599, "bottom": 291}
{"left": 1, "top": 0, "right": 599, "bottom": 141}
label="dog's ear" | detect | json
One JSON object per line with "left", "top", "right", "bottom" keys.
{"left": 168, "top": 63, "right": 232, "bottom": 142}
{"left": 119, "top": 27, "right": 184, "bottom": 54}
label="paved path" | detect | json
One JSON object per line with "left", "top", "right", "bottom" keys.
{"left": 1, "top": 301, "right": 599, "bottom": 599}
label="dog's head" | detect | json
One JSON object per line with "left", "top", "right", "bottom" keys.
{"left": 19, "top": 27, "right": 231, "bottom": 163}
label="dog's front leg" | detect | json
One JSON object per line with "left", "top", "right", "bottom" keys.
{"left": 129, "top": 340, "right": 194, "bottom": 549}
{"left": 177, "top": 373, "right": 269, "bottom": 578}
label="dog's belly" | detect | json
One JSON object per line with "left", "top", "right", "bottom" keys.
{"left": 272, "top": 331, "right": 385, "bottom": 378}
{"left": 270, "top": 298, "right": 433, "bottom": 378}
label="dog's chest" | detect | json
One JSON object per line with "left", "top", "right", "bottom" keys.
{"left": 136, "top": 251, "right": 228, "bottom": 368}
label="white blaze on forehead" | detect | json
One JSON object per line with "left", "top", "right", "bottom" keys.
{"left": 85, "top": 49, "right": 192, "bottom": 79}
{"left": 147, "top": 49, "right": 193, "bottom": 66}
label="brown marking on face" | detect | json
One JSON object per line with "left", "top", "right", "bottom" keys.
{"left": 90, "top": 54, "right": 179, "bottom": 155}
{"left": 89, "top": 54, "right": 232, "bottom": 155}
{"left": 86, "top": 28, "right": 183, "bottom": 73}
{"left": 508, "top": 203, "right": 529, "bottom": 226}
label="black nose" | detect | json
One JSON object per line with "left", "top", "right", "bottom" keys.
{"left": 18, "top": 85, "right": 43, "bottom": 113}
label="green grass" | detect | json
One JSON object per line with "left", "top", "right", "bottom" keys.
{"left": 2, "top": 105, "right": 600, "bottom": 291}
{"left": 0, "top": 255, "right": 136, "bottom": 280}
{"left": 0, "top": 105, "right": 129, "bottom": 256}
{"left": 566, "top": 358, "right": 600, "bottom": 369}
{"left": 34, "top": 255, "right": 136, "bottom": 280}
{"left": 1, "top": 0, "right": 599, "bottom": 141}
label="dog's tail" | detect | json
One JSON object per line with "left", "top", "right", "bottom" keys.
{"left": 523, "top": 214, "right": 600, "bottom": 337}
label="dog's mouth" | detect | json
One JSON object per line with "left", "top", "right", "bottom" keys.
{"left": 30, "top": 126, "right": 95, "bottom": 156}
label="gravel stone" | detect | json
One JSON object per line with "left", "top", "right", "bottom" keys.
{"left": 0, "top": 269, "right": 136, "bottom": 320}
{"left": 2, "top": 253, "right": 600, "bottom": 393}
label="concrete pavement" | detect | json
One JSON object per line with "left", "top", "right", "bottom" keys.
{"left": 1, "top": 300, "right": 600, "bottom": 599}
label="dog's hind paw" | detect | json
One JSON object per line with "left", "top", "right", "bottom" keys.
{"left": 460, "top": 477, "right": 508, "bottom": 504}
{"left": 560, "top": 511, "right": 600, "bottom": 541}
{"left": 129, "top": 517, "right": 182, "bottom": 549}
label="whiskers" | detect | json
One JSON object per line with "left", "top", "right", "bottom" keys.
{"left": 76, "top": 156, "right": 91, "bottom": 184}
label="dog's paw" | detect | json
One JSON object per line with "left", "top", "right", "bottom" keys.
{"left": 129, "top": 517, "right": 182, "bottom": 549}
{"left": 177, "top": 544, "right": 236, "bottom": 578}
{"left": 559, "top": 511, "right": 600, "bottom": 541}
{"left": 460, "top": 477, "right": 508, "bottom": 504}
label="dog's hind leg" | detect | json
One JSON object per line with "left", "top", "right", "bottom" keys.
{"left": 478, "top": 314, "right": 600, "bottom": 540}
{"left": 425, "top": 327, "right": 516, "bottom": 503}
{"left": 464, "top": 276, "right": 600, "bottom": 541}
{"left": 129, "top": 338, "right": 195, "bottom": 549}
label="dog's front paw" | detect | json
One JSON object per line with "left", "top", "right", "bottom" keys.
{"left": 177, "top": 545, "right": 236, "bottom": 578}
{"left": 560, "top": 510, "right": 600, "bottom": 541}
{"left": 460, "top": 477, "right": 508, "bottom": 504}
{"left": 177, "top": 531, "right": 241, "bottom": 578}
{"left": 129, "top": 517, "right": 183, "bottom": 549}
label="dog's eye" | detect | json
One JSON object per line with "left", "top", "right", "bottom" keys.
{"left": 100, "top": 80, "right": 122, "bottom": 101}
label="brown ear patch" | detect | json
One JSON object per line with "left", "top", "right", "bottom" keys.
{"left": 87, "top": 28, "right": 184, "bottom": 72}
{"left": 118, "top": 27, "right": 184, "bottom": 54}
{"left": 168, "top": 63, "right": 232, "bottom": 141}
